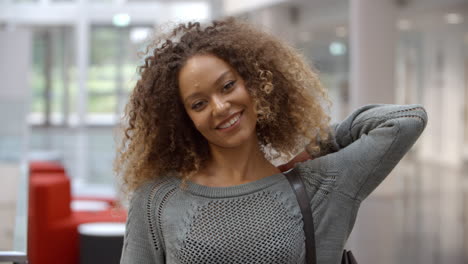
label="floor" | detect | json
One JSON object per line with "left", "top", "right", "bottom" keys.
{"left": 1, "top": 156, "right": 467, "bottom": 263}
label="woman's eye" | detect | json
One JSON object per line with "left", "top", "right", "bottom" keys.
{"left": 222, "top": 80, "right": 236, "bottom": 92}
{"left": 191, "top": 101, "right": 205, "bottom": 110}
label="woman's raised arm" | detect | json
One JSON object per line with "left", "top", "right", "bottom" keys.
{"left": 302, "top": 104, "right": 428, "bottom": 202}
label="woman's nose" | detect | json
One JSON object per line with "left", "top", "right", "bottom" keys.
{"left": 212, "top": 96, "right": 230, "bottom": 116}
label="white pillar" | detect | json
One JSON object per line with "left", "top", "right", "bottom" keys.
{"left": 419, "top": 26, "right": 465, "bottom": 166}
{"left": 0, "top": 29, "right": 31, "bottom": 247}
{"left": 347, "top": 2, "right": 399, "bottom": 263}
{"left": 74, "top": 0, "right": 89, "bottom": 186}
{"left": 350, "top": 0, "right": 397, "bottom": 108}
{"left": 0, "top": 29, "right": 31, "bottom": 162}
{"left": 439, "top": 28, "right": 465, "bottom": 167}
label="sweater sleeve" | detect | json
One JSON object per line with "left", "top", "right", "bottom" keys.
{"left": 120, "top": 183, "right": 165, "bottom": 264}
{"left": 312, "top": 104, "right": 427, "bottom": 202}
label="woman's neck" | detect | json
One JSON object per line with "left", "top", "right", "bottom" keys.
{"left": 192, "top": 137, "right": 280, "bottom": 187}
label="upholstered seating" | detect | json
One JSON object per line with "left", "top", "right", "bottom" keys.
{"left": 28, "top": 161, "right": 127, "bottom": 264}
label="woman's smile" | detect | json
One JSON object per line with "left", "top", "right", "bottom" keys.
{"left": 215, "top": 111, "right": 243, "bottom": 131}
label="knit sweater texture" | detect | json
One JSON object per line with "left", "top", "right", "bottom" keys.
{"left": 120, "top": 104, "right": 428, "bottom": 264}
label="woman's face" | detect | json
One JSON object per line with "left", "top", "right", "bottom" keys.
{"left": 178, "top": 54, "right": 258, "bottom": 149}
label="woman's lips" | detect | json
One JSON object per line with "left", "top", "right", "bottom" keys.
{"left": 216, "top": 112, "right": 242, "bottom": 131}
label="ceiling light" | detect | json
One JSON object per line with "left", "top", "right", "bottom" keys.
{"left": 329, "top": 42, "right": 346, "bottom": 56}
{"left": 130, "top": 27, "right": 151, "bottom": 43}
{"left": 113, "top": 13, "right": 131, "bottom": 27}
{"left": 397, "top": 19, "right": 412, "bottom": 31}
{"left": 445, "top": 13, "right": 463, "bottom": 24}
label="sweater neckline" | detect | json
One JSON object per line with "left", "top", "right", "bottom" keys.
{"left": 172, "top": 172, "right": 286, "bottom": 198}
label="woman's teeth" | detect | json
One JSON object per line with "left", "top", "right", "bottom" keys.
{"left": 218, "top": 114, "right": 240, "bottom": 129}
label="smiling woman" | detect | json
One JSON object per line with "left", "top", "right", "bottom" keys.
{"left": 115, "top": 17, "right": 427, "bottom": 264}
{"left": 114, "top": 17, "right": 333, "bottom": 192}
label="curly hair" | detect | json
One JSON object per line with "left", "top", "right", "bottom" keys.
{"left": 114, "top": 17, "right": 332, "bottom": 194}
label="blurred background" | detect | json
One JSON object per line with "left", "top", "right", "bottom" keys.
{"left": 0, "top": 0, "right": 467, "bottom": 263}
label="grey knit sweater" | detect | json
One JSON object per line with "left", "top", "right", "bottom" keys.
{"left": 120, "top": 104, "right": 427, "bottom": 264}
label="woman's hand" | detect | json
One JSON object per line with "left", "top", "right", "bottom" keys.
{"left": 277, "top": 151, "right": 314, "bottom": 172}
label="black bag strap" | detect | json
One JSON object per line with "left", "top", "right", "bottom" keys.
{"left": 285, "top": 169, "right": 317, "bottom": 264}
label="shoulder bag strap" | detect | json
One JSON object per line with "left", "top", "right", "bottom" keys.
{"left": 285, "top": 169, "right": 317, "bottom": 264}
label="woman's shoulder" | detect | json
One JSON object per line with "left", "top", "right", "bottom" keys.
{"left": 293, "top": 157, "right": 338, "bottom": 197}
{"left": 130, "top": 174, "right": 178, "bottom": 205}
{"left": 123, "top": 176, "right": 175, "bottom": 262}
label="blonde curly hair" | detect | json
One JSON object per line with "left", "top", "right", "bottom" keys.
{"left": 114, "top": 17, "right": 332, "bottom": 195}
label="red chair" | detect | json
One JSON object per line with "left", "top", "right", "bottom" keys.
{"left": 28, "top": 166, "right": 127, "bottom": 264}
{"left": 29, "top": 161, "right": 65, "bottom": 174}
{"left": 29, "top": 161, "right": 116, "bottom": 206}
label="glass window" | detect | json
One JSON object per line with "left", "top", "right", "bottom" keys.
{"left": 89, "top": 26, "right": 119, "bottom": 115}
{"left": 296, "top": 27, "right": 349, "bottom": 121}
{"left": 88, "top": 94, "right": 117, "bottom": 113}
{"left": 88, "top": 25, "right": 152, "bottom": 116}
{"left": 30, "top": 27, "right": 74, "bottom": 126}
{"left": 30, "top": 24, "right": 152, "bottom": 126}
{"left": 86, "top": 128, "right": 116, "bottom": 185}
{"left": 31, "top": 32, "right": 46, "bottom": 114}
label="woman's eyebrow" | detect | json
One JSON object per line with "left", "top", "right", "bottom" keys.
{"left": 183, "top": 70, "right": 233, "bottom": 105}
{"left": 213, "top": 70, "right": 232, "bottom": 87}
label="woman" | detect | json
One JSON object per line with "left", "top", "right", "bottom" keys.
{"left": 115, "top": 18, "right": 427, "bottom": 264}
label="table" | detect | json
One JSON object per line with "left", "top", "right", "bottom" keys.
{"left": 78, "top": 222, "right": 126, "bottom": 264}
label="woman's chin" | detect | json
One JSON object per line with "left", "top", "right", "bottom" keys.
{"left": 209, "top": 130, "right": 256, "bottom": 150}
